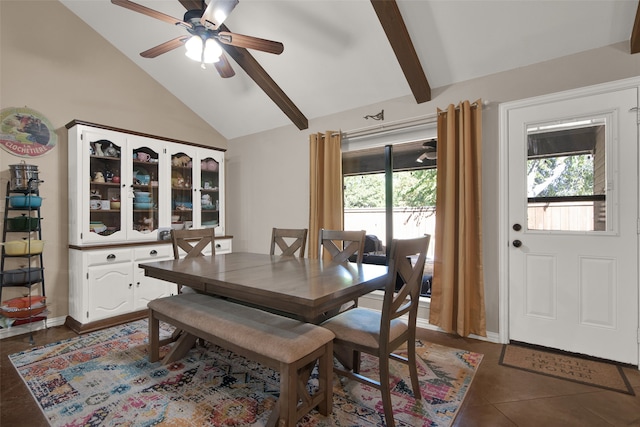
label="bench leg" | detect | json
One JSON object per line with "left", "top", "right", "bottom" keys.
{"left": 272, "top": 341, "right": 334, "bottom": 426}
{"left": 148, "top": 309, "right": 160, "bottom": 363}
{"left": 280, "top": 362, "right": 297, "bottom": 427}
{"left": 265, "top": 402, "right": 280, "bottom": 427}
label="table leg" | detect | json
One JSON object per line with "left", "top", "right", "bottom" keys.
{"left": 161, "top": 332, "right": 197, "bottom": 364}
{"left": 148, "top": 309, "right": 160, "bottom": 362}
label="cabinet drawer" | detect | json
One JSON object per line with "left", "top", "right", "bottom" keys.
{"left": 86, "top": 248, "right": 133, "bottom": 266}
{"left": 134, "top": 245, "right": 173, "bottom": 261}
{"left": 214, "top": 238, "right": 232, "bottom": 254}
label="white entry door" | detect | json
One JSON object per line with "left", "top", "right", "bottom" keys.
{"left": 506, "top": 84, "right": 639, "bottom": 364}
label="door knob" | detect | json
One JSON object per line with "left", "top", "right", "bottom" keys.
{"left": 512, "top": 240, "right": 522, "bottom": 248}
{"left": 513, "top": 223, "right": 522, "bottom": 231}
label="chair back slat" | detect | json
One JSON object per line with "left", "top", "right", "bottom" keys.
{"left": 270, "top": 228, "right": 308, "bottom": 257}
{"left": 318, "top": 229, "right": 366, "bottom": 263}
{"left": 171, "top": 228, "right": 215, "bottom": 259}
{"left": 382, "top": 235, "right": 431, "bottom": 327}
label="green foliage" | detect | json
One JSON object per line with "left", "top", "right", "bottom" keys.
{"left": 394, "top": 170, "right": 437, "bottom": 207}
{"left": 344, "top": 169, "right": 437, "bottom": 208}
{"left": 528, "top": 154, "right": 594, "bottom": 197}
{"left": 343, "top": 174, "right": 385, "bottom": 208}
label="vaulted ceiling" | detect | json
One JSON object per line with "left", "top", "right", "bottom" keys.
{"left": 60, "top": 0, "right": 640, "bottom": 140}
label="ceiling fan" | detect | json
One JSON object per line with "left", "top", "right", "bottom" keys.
{"left": 111, "top": 0, "right": 283, "bottom": 76}
{"left": 416, "top": 140, "right": 437, "bottom": 163}
{"left": 111, "top": 0, "right": 308, "bottom": 130}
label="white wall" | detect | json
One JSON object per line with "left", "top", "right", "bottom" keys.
{"left": 226, "top": 41, "right": 640, "bottom": 335}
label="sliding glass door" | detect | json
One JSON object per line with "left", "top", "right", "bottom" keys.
{"left": 343, "top": 140, "right": 437, "bottom": 292}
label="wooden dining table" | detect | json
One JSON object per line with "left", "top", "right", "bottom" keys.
{"left": 139, "top": 252, "right": 389, "bottom": 324}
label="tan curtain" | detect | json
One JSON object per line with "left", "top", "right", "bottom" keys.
{"left": 309, "top": 131, "right": 343, "bottom": 259}
{"left": 429, "top": 100, "right": 487, "bottom": 337}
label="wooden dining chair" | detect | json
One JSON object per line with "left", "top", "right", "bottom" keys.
{"left": 168, "top": 228, "right": 216, "bottom": 342}
{"left": 318, "top": 229, "right": 366, "bottom": 263}
{"left": 270, "top": 227, "right": 308, "bottom": 257}
{"left": 320, "top": 235, "right": 431, "bottom": 427}
{"left": 171, "top": 228, "right": 215, "bottom": 294}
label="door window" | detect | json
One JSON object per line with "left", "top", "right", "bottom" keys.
{"left": 526, "top": 117, "right": 607, "bottom": 232}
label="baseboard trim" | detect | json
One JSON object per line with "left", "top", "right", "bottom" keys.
{"left": 65, "top": 311, "right": 148, "bottom": 335}
{"left": 416, "top": 318, "right": 501, "bottom": 343}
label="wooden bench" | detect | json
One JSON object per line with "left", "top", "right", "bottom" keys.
{"left": 148, "top": 293, "right": 335, "bottom": 427}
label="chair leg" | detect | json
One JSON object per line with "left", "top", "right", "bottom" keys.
{"left": 352, "top": 350, "right": 361, "bottom": 374}
{"left": 378, "top": 355, "right": 395, "bottom": 427}
{"left": 407, "top": 339, "right": 421, "bottom": 399}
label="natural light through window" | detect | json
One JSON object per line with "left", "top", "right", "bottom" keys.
{"left": 526, "top": 118, "right": 606, "bottom": 232}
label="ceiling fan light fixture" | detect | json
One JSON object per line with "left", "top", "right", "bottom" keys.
{"left": 203, "top": 38, "right": 222, "bottom": 63}
{"left": 185, "top": 36, "right": 221, "bottom": 66}
{"left": 185, "top": 35, "right": 203, "bottom": 61}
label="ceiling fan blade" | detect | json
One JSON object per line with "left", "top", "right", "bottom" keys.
{"left": 178, "top": 0, "right": 203, "bottom": 11}
{"left": 140, "top": 36, "right": 190, "bottom": 58}
{"left": 111, "top": 0, "right": 185, "bottom": 26}
{"left": 219, "top": 24, "right": 307, "bottom": 130}
{"left": 214, "top": 52, "right": 235, "bottom": 78}
{"left": 217, "top": 31, "right": 283, "bottom": 55}
{"left": 201, "top": 0, "right": 238, "bottom": 29}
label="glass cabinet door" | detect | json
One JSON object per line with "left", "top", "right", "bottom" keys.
{"left": 131, "top": 143, "right": 160, "bottom": 237}
{"left": 170, "top": 148, "right": 196, "bottom": 230}
{"left": 199, "top": 155, "right": 220, "bottom": 230}
{"left": 88, "top": 135, "right": 124, "bottom": 241}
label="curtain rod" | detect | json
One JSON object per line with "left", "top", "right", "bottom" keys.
{"left": 338, "top": 100, "right": 489, "bottom": 140}
{"left": 337, "top": 113, "right": 437, "bottom": 139}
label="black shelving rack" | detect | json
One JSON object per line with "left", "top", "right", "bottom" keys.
{"left": 1, "top": 181, "right": 46, "bottom": 323}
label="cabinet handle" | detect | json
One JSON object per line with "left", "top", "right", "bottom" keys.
{"left": 215, "top": 244, "right": 221, "bottom": 248}
{"left": 150, "top": 250, "right": 158, "bottom": 256}
{"left": 128, "top": 283, "right": 133, "bottom": 288}
{"left": 107, "top": 254, "right": 116, "bottom": 260}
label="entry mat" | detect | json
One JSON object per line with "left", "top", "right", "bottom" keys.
{"left": 499, "top": 343, "right": 635, "bottom": 395}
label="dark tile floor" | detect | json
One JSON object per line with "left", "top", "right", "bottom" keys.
{"left": 1, "top": 325, "right": 639, "bottom": 426}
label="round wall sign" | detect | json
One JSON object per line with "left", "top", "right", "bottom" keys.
{"left": 0, "top": 107, "right": 57, "bottom": 157}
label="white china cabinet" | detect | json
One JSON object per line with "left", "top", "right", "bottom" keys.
{"left": 67, "top": 244, "right": 176, "bottom": 324}
{"left": 66, "top": 120, "right": 231, "bottom": 332}
{"left": 68, "top": 121, "right": 227, "bottom": 243}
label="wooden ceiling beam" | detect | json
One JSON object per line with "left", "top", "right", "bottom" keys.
{"left": 220, "top": 24, "right": 308, "bottom": 131}
{"left": 370, "top": 0, "right": 431, "bottom": 103}
{"left": 631, "top": 1, "right": 640, "bottom": 54}
{"left": 178, "top": 0, "right": 203, "bottom": 11}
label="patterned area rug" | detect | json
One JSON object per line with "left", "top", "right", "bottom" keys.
{"left": 10, "top": 320, "right": 483, "bottom": 426}
{"left": 500, "top": 344, "right": 635, "bottom": 395}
